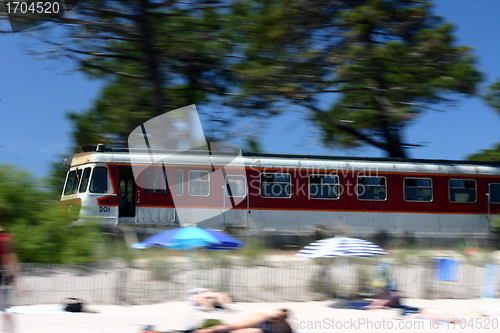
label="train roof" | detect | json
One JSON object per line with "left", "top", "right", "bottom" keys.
{"left": 66, "top": 144, "right": 500, "bottom": 176}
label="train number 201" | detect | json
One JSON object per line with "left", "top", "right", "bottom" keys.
{"left": 99, "top": 206, "right": 110, "bottom": 213}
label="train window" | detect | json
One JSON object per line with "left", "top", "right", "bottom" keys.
{"left": 357, "top": 176, "right": 387, "bottom": 201}
{"left": 176, "top": 170, "right": 183, "bottom": 195}
{"left": 260, "top": 173, "right": 291, "bottom": 198}
{"left": 309, "top": 175, "right": 339, "bottom": 199}
{"left": 145, "top": 169, "right": 151, "bottom": 194}
{"left": 79, "top": 168, "right": 91, "bottom": 193}
{"left": 189, "top": 170, "right": 210, "bottom": 196}
{"left": 152, "top": 169, "right": 159, "bottom": 194}
{"left": 120, "top": 180, "right": 126, "bottom": 201}
{"left": 63, "top": 169, "right": 82, "bottom": 196}
{"left": 404, "top": 178, "right": 432, "bottom": 202}
{"left": 89, "top": 167, "right": 108, "bottom": 193}
{"left": 226, "top": 175, "right": 246, "bottom": 197}
{"left": 120, "top": 180, "right": 133, "bottom": 203}
{"left": 449, "top": 179, "right": 476, "bottom": 203}
{"left": 489, "top": 184, "right": 500, "bottom": 204}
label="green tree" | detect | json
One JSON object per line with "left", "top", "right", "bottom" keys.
{"left": 469, "top": 80, "right": 500, "bottom": 162}
{"left": 232, "top": 0, "right": 482, "bottom": 158}
{"left": 242, "top": 136, "right": 263, "bottom": 153}
{"left": 468, "top": 143, "right": 500, "bottom": 162}
{"left": 43, "top": 157, "right": 71, "bottom": 200}
{"left": 0, "top": 165, "right": 100, "bottom": 263}
{"left": 32, "top": 0, "right": 238, "bottom": 151}
{"left": 27, "top": 0, "right": 482, "bottom": 158}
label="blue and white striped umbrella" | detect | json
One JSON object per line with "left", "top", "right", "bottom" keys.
{"left": 296, "top": 237, "right": 387, "bottom": 259}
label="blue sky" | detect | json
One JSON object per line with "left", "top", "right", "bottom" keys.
{"left": 1, "top": 0, "right": 500, "bottom": 179}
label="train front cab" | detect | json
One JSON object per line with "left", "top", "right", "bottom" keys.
{"left": 60, "top": 163, "right": 118, "bottom": 229}
{"left": 488, "top": 183, "right": 500, "bottom": 232}
{"left": 61, "top": 161, "right": 182, "bottom": 231}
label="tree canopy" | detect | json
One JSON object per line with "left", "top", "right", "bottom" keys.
{"left": 0, "top": 165, "right": 100, "bottom": 263}
{"left": 468, "top": 80, "right": 500, "bottom": 162}
{"left": 33, "top": 0, "right": 238, "bottom": 150}
{"left": 232, "top": 0, "right": 482, "bottom": 158}
{"left": 32, "top": 0, "right": 482, "bottom": 158}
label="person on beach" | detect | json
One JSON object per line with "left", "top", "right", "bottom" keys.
{"left": 360, "top": 289, "right": 402, "bottom": 310}
{"left": 190, "top": 288, "right": 235, "bottom": 312}
{"left": 194, "top": 309, "right": 292, "bottom": 333}
{"left": 360, "top": 288, "right": 459, "bottom": 323}
{"left": 0, "top": 225, "right": 22, "bottom": 333}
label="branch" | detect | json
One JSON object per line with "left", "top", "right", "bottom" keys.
{"left": 397, "top": 101, "right": 447, "bottom": 112}
{"left": 66, "top": 48, "right": 143, "bottom": 62}
{"left": 302, "top": 103, "right": 387, "bottom": 150}
{"left": 374, "top": 95, "right": 413, "bottom": 121}
{"left": 52, "top": 17, "right": 141, "bottom": 39}
{"left": 76, "top": 56, "right": 147, "bottom": 79}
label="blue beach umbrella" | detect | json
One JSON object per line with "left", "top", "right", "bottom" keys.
{"left": 131, "top": 226, "right": 245, "bottom": 329}
{"left": 131, "top": 226, "right": 245, "bottom": 250}
{"left": 296, "top": 236, "right": 387, "bottom": 259}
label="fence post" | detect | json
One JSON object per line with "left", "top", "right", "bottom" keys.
{"left": 115, "top": 260, "right": 129, "bottom": 305}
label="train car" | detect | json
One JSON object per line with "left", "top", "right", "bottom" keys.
{"left": 60, "top": 144, "right": 500, "bottom": 244}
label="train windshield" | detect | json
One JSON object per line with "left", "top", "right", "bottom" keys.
{"left": 89, "top": 167, "right": 108, "bottom": 193}
{"left": 63, "top": 169, "right": 82, "bottom": 196}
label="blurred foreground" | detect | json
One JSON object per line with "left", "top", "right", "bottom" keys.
{"left": 12, "top": 299, "right": 500, "bottom": 333}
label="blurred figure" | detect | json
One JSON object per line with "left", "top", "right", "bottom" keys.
{"left": 361, "top": 288, "right": 402, "bottom": 310}
{"left": 190, "top": 288, "right": 234, "bottom": 311}
{"left": 194, "top": 309, "right": 292, "bottom": 333}
{"left": 0, "top": 225, "right": 22, "bottom": 333}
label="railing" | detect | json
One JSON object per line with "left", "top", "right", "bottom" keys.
{"left": 13, "top": 257, "right": 500, "bottom": 306}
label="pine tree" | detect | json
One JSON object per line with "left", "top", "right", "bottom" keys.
{"left": 232, "top": 0, "right": 482, "bottom": 158}
{"left": 34, "top": 0, "right": 237, "bottom": 150}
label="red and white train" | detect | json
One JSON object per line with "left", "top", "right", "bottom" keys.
{"left": 60, "top": 144, "right": 500, "bottom": 242}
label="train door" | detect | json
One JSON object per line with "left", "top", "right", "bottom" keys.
{"left": 222, "top": 175, "right": 248, "bottom": 230}
{"left": 118, "top": 166, "right": 136, "bottom": 224}
{"left": 488, "top": 183, "right": 500, "bottom": 231}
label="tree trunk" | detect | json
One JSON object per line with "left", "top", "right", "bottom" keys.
{"left": 139, "top": 0, "right": 164, "bottom": 116}
{"left": 384, "top": 128, "right": 407, "bottom": 158}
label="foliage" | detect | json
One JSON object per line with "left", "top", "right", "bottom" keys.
{"left": 468, "top": 143, "right": 500, "bottom": 162}
{"left": 469, "top": 80, "right": 500, "bottom": 161}
{"left": 0, "top": 165, "right": 101, "bottom": 263}
{"left": 32, "top": 0, "right": 239, "bottom": 151}
{"left": 24, "top": 0, "right": 482, "bottom": 158}
{"left": 42, "top": 156, "right": 71, "bottom": 200}
{"left": 485, "top": 79, "right": 500, "bottom": 112}
{"left": 235, "top": 237, "right": 267, "bottom": 265}
{"left": 232, "top": 0, "right": 482, "bottom": 157}
{"left": 242, "top": 136, "right": 263, "bottom": 153}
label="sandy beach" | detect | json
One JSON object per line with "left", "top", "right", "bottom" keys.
{"left": 9, "top": 298, "right": 500, "bottom": 333}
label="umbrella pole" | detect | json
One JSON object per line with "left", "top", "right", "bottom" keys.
{"left": 187, "top": 248, "right": 199, "bottom": 330}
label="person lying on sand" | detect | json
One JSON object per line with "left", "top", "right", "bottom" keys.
{"left": 194, "top": 309, "right": 292, "bottom": 333}
{"left": 190, "top": 289, "right": 235, "bottom": 312}
{"left": 360, "top": 289, "right": 402, "bottom": 310}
